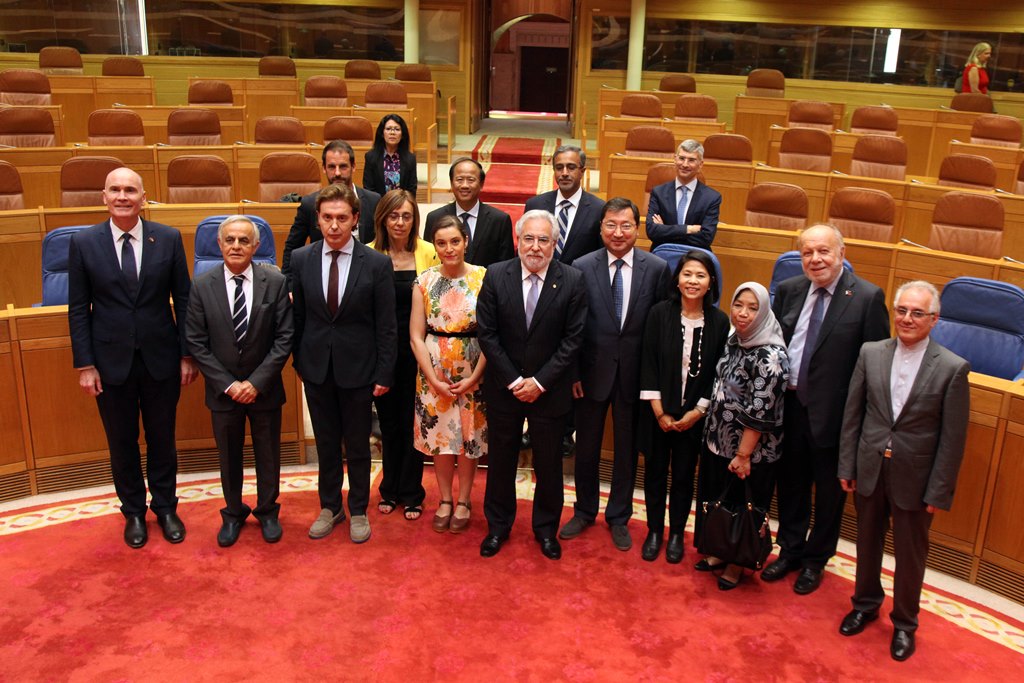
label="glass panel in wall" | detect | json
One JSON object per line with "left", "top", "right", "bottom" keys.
{"left": 145, "top": 2, "right": 404, "bottom": 60}
{"left": 643, "top": 18, "right": 693, "bottom": 73}
{"left": 419, "top": 8, "right": 460, "bottom": 66}
{"left": 590, "top": 14, "right": 630, "bottom": 71}
{"left": 0, "top": 0, "right": 129, "bottom": 54}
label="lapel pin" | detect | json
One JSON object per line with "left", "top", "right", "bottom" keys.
{"left": 552, "top": 283, "right": 557, "bottom": 289}
{"left": 148, "top": 236, "right": 155, "bottom": 243}
{"left": 844, "top": 289, "right": 852, "bottom": 296}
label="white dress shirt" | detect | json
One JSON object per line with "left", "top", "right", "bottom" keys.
{"left": 510, "top": 263, "right": 550, "bottom": 392}
{"left": 110, "top": 219, "right": 143, "bottom": 277}
{"left": 321, "top": 237, "right": 354, "bottom": 305}
{"left": 223, "top": 263, "right": 254, "bottom": 327}
{"left": 787, "top": 273, "right": 841, "bottom": 389}
{"left": 455, "top": 200, "right": 481, "bottom": 242}
{"left": 890, "top": 338, "right": 928, "bottom": 422}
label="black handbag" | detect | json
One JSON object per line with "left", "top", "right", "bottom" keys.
{"left": 697, "top": 476, "right": 773, "bottom": 570}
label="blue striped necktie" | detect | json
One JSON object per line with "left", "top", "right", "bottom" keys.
{"left": 555, "top": 200, "right": 571, "bottom": 258}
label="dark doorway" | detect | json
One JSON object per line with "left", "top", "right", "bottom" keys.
{"left": 518, "top": 46, "right": 569, "bottom": 113}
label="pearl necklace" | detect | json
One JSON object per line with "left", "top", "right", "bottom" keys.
{"left": 681, "top": 311, "right": 705, "bottom": 379}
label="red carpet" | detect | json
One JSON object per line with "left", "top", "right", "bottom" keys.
{"left": 478, "top": 163, "right": 546, "bottom": 205}
{"left": 1, "top": 470, "right": 1022, "bottom": 680}
{"left": 471, "top": 136, "right": 561, "bottom": 165}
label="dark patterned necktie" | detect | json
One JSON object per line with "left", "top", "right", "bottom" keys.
{"left": 232, "top": 275, "right": 247, "bottom": 345}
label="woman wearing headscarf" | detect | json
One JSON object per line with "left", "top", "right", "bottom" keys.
{"left": 695, "top": 281, "right": 789, "bottom": 590}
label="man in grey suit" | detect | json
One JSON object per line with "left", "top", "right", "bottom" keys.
{"left": 423, "top": 157, "right": 514, "bottom": 268}
{"left": 558, "top": 197, "right": 670, "bottom": 551}
{"left": 763, "top": 224, "right": 890, "bottom": 594}
{"left": 838, "top": 280, "right": 970, "bottom": 662}
{"left": 186, "top": 215, "right": 294, "bottom": 547}
{"left": 291, "top": 183, "right": 396, "bottom": 544}
{"left": 281, "top": 140, "right": 381, "bottom": 286}
{"left": 476, "top": 209, "right": 588, "bottom": 561}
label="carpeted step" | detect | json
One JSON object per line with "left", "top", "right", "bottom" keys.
{"left": 471, "top": 136, "right": 561, "bottom": 165}
{"left": 478, "top": 162, "right": 552, "bottom": 205}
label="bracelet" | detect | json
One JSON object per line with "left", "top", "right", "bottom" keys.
{"left": 694, "top": 405, "right": 707, "bottom": 415}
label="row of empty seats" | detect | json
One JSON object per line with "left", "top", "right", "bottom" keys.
{"left": 0, "top": 152, "right": 324, "bottom": 207}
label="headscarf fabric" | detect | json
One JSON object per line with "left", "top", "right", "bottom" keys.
{"left": 730, "top": 281, "right": 786, "bottom": 349}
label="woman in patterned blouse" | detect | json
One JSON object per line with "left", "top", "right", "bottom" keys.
{"left": 363, "top": 114, "right": 418, "bottom": 197}
{"left": 696, "top": 281, "right": 789, "bottom": 590}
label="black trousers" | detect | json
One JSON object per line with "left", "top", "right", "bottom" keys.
{"left": 95, "top": 351, "right": 181, "bottom": 517}
{"left": 484, "top": 407, "right": 566, "bottom": 539}
{"left": 643, "top": 421, "right": 700, "bottom": 536}
{"left": 304, "top": 376, "right": 373, "bottom": 517}
{"left": 211, "top": 405, "right": 282, "bottom": 523}
{"left": 573, "top": 383, "right": 638, "bottom": 526}
{"left": 374, "top": 351, "right": 425, "bottom": 508}
{"left": 774, "top": 392, "right": 847, "bottom": 571}
{"left": 694, "top": 449, "right": 777, "bottom": 551}
{"left": 852, "top": 459, "right": 933, "bottom": 633}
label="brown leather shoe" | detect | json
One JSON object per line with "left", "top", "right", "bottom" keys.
{"left": 432, "top": 500, "right": 453, "bottom": 533}
{"left": 449, "top": 502, "right": 472, "bottom": 534}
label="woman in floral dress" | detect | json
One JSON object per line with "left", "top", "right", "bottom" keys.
{"left": 409, "top": 214, "right": 487, "bottom": 534}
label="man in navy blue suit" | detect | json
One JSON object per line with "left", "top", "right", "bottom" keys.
{"left": 68, "top": 167, "right": 198, "bottom": 549}
{"left": 645, "top": 139, "right": 722, "bottom": 251}
{"left": 559, "top": 197, "right": 671, "bottom": 551}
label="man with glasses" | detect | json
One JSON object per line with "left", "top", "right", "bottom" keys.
{"left": 525, "top": 144, "right": 603, "bottom": 265}
{"left": 646, "top": 139, "right": 722, "bottom": 251}
{"left": 476, "top": 210, "right": 587, "bottom": 561}
{"left": 282, "top": 140, "right": 380, "bottom": 287}
{"left": 837, "top": 280, "right": 969, "bottom": 662}
{"left": 766, "top": 224, "right": 889, "bottom": 594}
{"left": 558, "top": 198, "right": 671, "bottom": 551}
{"left": 424, "top": 157, "right": 514, "bottom": 268}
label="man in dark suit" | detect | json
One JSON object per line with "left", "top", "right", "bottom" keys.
{"left": 185, "top": 215, "right": 294, "bottom": 547}
{"left": 764, "top": 224, "right": 890, "bottom": 594}
{"left": 68, "top": 167, "right": 197, "bottom": 549}
{"left": 524, "top": 144, "right": 603, "bottom": 456}
{"left": 423, "top": 157, "right": 514, "bottom": 267}
{"left": 281, "top": 140, "right": 381, "bottom": 285}
{"left": 837, "top": 280, "right": 970, "bottom": 662}
{"left": 524, "top": 144, "right": 603, "bottom": 266}
{"left": 559, "top": 197, "right": 670, "bottom": 552}
{"left": 476, "top": 209, "right": 588, "bottom": 561}
{"left": 290, "top": 183, "right": 396, "bottom": 544}
{"left": 646, "top": 139, "right": 722, "bottom": 251}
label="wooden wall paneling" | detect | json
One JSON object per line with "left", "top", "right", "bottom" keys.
{"left": 0, "top": 147, "right": 75, "bottom": 209}
{"left": 0, "top": 209, "right": 45, "bottom": 309}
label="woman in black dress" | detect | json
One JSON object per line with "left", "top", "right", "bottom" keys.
{"left": 638, "top": 250, "right": 730, "bottom": 564}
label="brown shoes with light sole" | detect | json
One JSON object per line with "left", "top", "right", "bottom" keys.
{"left": 449, "top": 502, "right": 472, "bottom": 534}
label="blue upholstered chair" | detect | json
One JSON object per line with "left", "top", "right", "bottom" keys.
{"left": 931, "top": 277, "right": 1024, "bottom": 380}
{"left": 40, "top": 225, "right": 89, "bottom": 306}
{"left": 651, "top": 244, "right": 722, "bottom": 305}
{"left": 193, "top": 215, "right": 276, "bottom": 276}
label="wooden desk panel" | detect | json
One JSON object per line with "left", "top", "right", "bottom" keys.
{"left": 842, "top": 239, "right": 896, "bottom": 294}
{"left": 233, "top": 144, "right": 318, "bottom": 202}
{"left": 122, "top": 105, "right": 246, "bottom": 146}
{"left": 892, "top": 107, "right": 941, "bottom": 176}
{"left": 0, "top": 147, "right": 74, "bottom": 208}
{"left": 289, "top": 105, "right": 375, "bottom": 156}
{"left": 340, "top": 78, "right": 438, "bottom": 140}
{"left": 596, "top": 116, "right": 725, "bottom": 188}
{"left": 733, "top": 95, "right": 844, "bottom": 163}
{"left": 701, "top": 161, "right": 755, "bottom": 226}
{"left": 981, "top": 389, "right": 1024, "bottom": 569}
{"left": 766, "top": 128, "right": 863, "bottom": 173}
{"left": 891, "top": 246, "right": 999, "bottom": 291}
{"left": 0, "top": 327, "right": 27, "bottom": 472}
{"left": 827, "top": 175, "right": 909, "bottom": 242}
{"left": 0, "top": 209, "right": 45, "bottom": 308}
{"left": 93, "top": 76, "right": 156, "bottom": 109}
{"left": 188, "top": 77, "right": 300, "bottom": 141}
{"left": 930, "top": 110, "right": 987, "bottom": 177}
{"left": 49, "top": 75, "right": 156, "bottom": 143}
{"left": 153, "top": 146, "right": 239, "bottom": 203}
{"left": 597, "top": 88, "right": 686, "bottom": 122}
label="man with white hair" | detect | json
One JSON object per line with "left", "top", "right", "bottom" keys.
{"left": 837, "top": 280, "right": 970, "bottom": 661}
{"left": 475, "top": 209, "right": 587, "bottom": 561}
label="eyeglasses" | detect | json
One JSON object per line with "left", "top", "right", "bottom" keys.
{"left": 894, "top": 306, "right": 934, "bottom": 320}
{"left": 383, "top": 126, "right": 402, "bottom": 133}
{"left": 519, "top": 235, "right": 552, "bottom": 246}
{"left": 387, "top": 212, "right": 415, "bottom": 223}
{"left": 602, "top": 222, "right": 636, "bottom": 232}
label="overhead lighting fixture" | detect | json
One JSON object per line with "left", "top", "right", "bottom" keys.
{"left": 883, "top": 28, "right": 901, "bottom": 73}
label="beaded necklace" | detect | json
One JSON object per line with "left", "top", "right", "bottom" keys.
{"left": 681, "top": 310, "right": 705, "bottom": 379}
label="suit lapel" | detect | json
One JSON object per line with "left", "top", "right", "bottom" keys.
{"left": 508, "top": 261, "right": 529, "bottom": 332}
{"left": 815, "top": 271, "right": 855, "bottom": 352}
{"left": 336, "top": 242, "right": 364, "bottom": 318}
{"left": 878, "top": 339, "right": 896, "bottom": 424}
{"left": 593, "top": 250, "right": 618, "bottom": 323}
{"left": 683, "top": 183, "right": 700, "bottom": 224}
{"left": 529, "top": 261, "right": 561, "bottom": 335}
{"left": 622, "top": 251, "right": 647, "bottom": 329}
{"left": 211, "top": 264, "right": 233, "bottom": 331}
{"left": 560, "top": 193, "right": 590, "bottom": 256}
{"left": 246, "top": 265, "right": 268, "bottom": 337}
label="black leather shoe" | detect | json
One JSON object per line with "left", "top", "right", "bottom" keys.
{"left": 217, "top": 520, "right": 243, "bottom": 547}
{"left": 891, "top": 629, "right": 915, "bottom": 661}
{"left": 641, "top": 531, "right": 663, "bottom": 561}
{"left": 760, "top": 557, "right": 799, "bottom": 582}
{"left": 561, "top": 434, "right": 576, "bottom": 459}
{"left": 123, "top": 515, "right": 147, "bottom": 549}
{"left": 538, "top": 537, "right": 562, "bottom": 560}
{"left": 260, "top": 517, "right": 283, "bottom": 543}
{"left": 156, "top": 512, "right": 186, "bottom": 544}
{"left": 839, "top": 609, "right": 879, "bottom": 636}
{"left": 480, "top": 534, "right": 508, "bottom": 557}
{"left": 665, "top": 533, "right": 684, "bottom": 564}
{"left": 793, "top": 567, "right": 823, "bottom": 595}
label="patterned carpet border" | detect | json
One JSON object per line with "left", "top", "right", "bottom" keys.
{"left": 2, "top": 467, "right": 1022, "bottom": 656}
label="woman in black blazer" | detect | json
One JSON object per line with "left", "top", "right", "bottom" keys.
{"left": 363, "top": 114, "right": 417, "bottom": 196}
{"left": 638, "top": 250, "right": 729, "bottom": 564}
